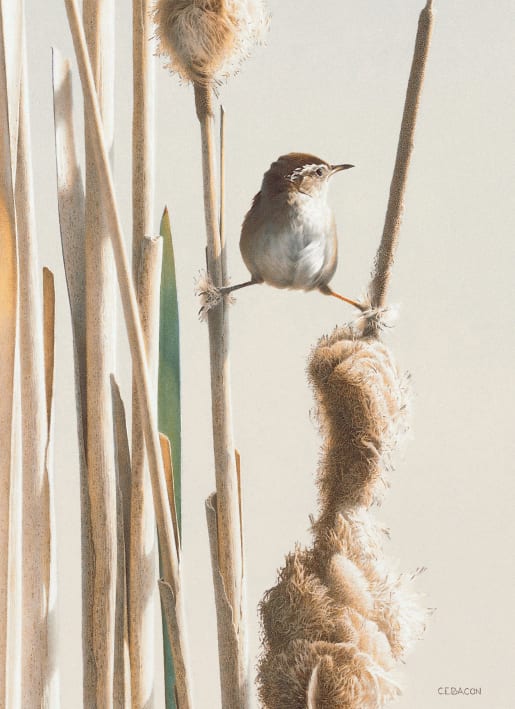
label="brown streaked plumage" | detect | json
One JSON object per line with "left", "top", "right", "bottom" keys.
{"left": 222, "top": 152, "right": 363, "bottom": 309}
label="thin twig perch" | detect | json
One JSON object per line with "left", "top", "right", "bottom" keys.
{"left": 195, "top": 82, "right": 248, "bottom": 709}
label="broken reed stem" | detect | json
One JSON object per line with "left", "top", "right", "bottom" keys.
{"left": 206, "top": 494, "right": 248, "bottom": 708}
{"left": 112, "top": 377, "right": 132, "bottom": 709}
{"left": 368, "top": 0, "right": 434, "bottom": 314}
{"left": 0, "top": 5, "right": 19, "bottom": 704}
{"left": 130, "top": 236, "right": 162, "bottom": 707}
{"left": 194, "top": 82, "right": 247, "bottom": 709}
{"left": 17, "top": 35, "right": 55, "bottom": 705}
{"left": 64, "top": 2, "right": 193, "bottom": 706}
{"left": 82, "top": 0, "right": 118, "bottom": 705}
{"left": 131, "top": 2, "right": 157, "bottom": 703}
{"left": 42, "top": 268, "right": 59, "bottom": 705}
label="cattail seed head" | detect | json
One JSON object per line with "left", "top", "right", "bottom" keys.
{"left": 258, "top": 324, "right": 426, "bottom": 708}
{"left": 153, "top": 0, "right": 270, "bottom": 85}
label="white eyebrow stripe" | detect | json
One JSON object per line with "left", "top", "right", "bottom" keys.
{"left": 287, "top": 163, "right": 325, "bottom": 181}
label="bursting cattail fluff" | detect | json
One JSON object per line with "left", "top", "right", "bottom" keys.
{"left": 258, "top": 321, "right": 428, "bottom": 709}
{"left": 153, "top": 0, "right": 269, "bottom": 84}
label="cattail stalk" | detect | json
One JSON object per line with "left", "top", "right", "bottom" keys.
{"left": 129, "top": 0, "right": 158, "bottom": 709}
{"left": 111, "top": 377, "right": 132, "bottom": 709}
{"left": 0, "top": 4, "right": 19, "bottom": 704}
{"left": 131, "top": 5, "right": 157, "bottom": 702}
{"left": 63, "top": 2, "right": 193, "bottom": 705}
{"left": 368, "top": 0, "right": 434, "bottom": 314}
{"left": 42, "top": 268, "right": 59, "bottom": 705}
{"left": 130, "top": 237, "right": 162, "bottom": 707}
{"left": 219, "top": 105, "right": 227, "bottom": 279}
{"left": 81, "top": 0, "right": 118, "bottom": 704}
{"left": 17, "top": 25, "right": 57, "bottom": 703}
{"left": 195, "top": 82, "right": 248, "bottom": 709}
{"left": 153, "top": 2, "right": 267, "bottom": 701}
{"left": 52, "top": 46, "right": 93, "bottom": 706}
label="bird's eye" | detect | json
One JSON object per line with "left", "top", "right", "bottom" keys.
{"left": 315, "top": 167, "right": 324, "bottom": 177}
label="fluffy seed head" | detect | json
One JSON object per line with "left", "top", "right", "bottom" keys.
{"left": 153, "top": 0, "right": 270, "bottom": 84}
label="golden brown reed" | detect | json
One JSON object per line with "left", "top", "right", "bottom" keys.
{"left": 258, "top": 324, "right": 426, "bottom": 709}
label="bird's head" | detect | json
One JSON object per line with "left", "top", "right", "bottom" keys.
{"left": 263, "top": 152, "right": 354, "bottom": 199}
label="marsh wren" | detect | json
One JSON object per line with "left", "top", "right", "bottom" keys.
{"left": 221, "top": 152, "right": 363, "bottom": 310}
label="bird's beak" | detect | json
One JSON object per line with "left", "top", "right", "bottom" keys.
{"left": 330, "top": 163, "right": 355, "bottom": 175}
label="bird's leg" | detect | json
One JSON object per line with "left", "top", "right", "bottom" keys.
{"left": 219, "top": 278, "right": 260, "bottom": 295}
{"left": 319, "top": 285, "right": 366, "bottom": 312}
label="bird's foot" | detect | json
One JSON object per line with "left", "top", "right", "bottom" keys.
{"left": 195, "top": 271, "right": 235, "bottom": 320}
{"left": 355, "top": 296, "right": 400, "bottom": 335}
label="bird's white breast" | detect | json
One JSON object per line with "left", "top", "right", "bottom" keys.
{"left": 254, "top": 193, "right": 335, "bottom": 290}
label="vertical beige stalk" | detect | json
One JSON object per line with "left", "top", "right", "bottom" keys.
{"left": 16, "top": 24, "right": 57, "bottom": 703}
{"left": 0, "top": 4, "right": 18, "bottom": 705}
{"left": 130, "top": 237, "right": 162, "bottom": 708}
{"left": 64, "top": 2, "right": 193, "bottom": 705}
{"left": 111, "top": 377, "right": 132, "bottom": 709}
{"left": 131, "top": 1, "right": 157, "bottom": 704}
{"left": 368, "top": 0, "right": 434, "bottom": 314}
{"left": 82, "top": 0, "right": 117, "bottom": 705}
{"left": 0, "top": 0, "right": 22, "bottom": 175}
{"left": 43, "top": 268, "right": 60, "bottom": 705}
{"left": 52, "top": 48, "right": 93, "bottom": 705}
{"left": 194, "top": 83, "right": 247, "bottom": 709}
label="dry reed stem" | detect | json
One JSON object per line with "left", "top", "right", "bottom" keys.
{"left": 219, "top": 104, "right": 227, "bottom": 280}
{"left": 51, "top": 48, "right": 94, "bottom": 700}
{"left": 368, "top": 0, "right": 434, "bottom": 316}
{"left": 16, "top": 33, "right": 54, "bottom": 704}
{"left": 132, "top": 0, "right": 155, "bottom": 265}
{"left": 1, "top": 0, "right": 22, "bottom": 173}
{"left": 206, "top": 494, "right": 248, "bottom": 708}
{"left": 0, "top": 5, "right": 19, "bottom": 703}
{"left": 7, "top": 357, "right": 22, "bottom": 709}
{"left": 130, "top": 236, "right": 162, "bottom": 708}
{"left": 131, "top": 5, "right": 157, "bottom": 702}
{"left": 111, "top": 378, "right": 132, "bottom": 709}
{"left": 64, "top": 3, "right": 193, "bottom": 705}
{"left": 111, "top": 379, "right": 132, "bottom": 581}
{"left": 160, "top": 434, "right": 180, "bottom": 558}
{"left": 82, "top": 0, "right": 118, "bottom": 704}
{"left": 43, "top": 268, "right": 60, "bottom": 705}
{"left": 195, "top": 81, "right": 247, "bottom": 708}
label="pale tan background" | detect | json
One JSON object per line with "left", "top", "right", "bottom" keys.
{"left": 25, "top": 0, "right": 515, "bottom": 707}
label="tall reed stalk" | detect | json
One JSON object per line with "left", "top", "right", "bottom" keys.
{"left": 81, "top": 0, "right": 118, "bottom": 705}
{"left": 0, "top": 3, "right": 18, "bottom": 703}
{"left": 152, "top": 3, "right": 268, "bottom": 703}
{"left": 64, "top": 1, "right": 193, "bottom": 704}
{"left": 17, "top": 28, "right": 57, "bottom": 706}
{"left": 52, "top": 44, "right": 91, "bottom": 705}
{"left": 111, "top": 377, "right": 132, "bottom": 708}
{"left": 130, "top": 235, "right": 162, "bottom": 707}
{"left": 130, "top": 1, "right": 159, "bottom": 704}
{"left": 195, "top": 82, "right": 247, "bottom": 709}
